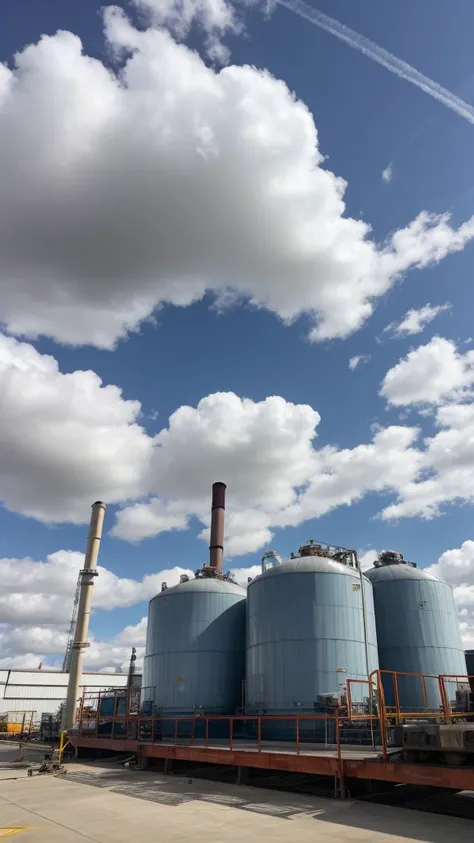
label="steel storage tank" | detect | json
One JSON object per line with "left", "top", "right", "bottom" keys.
{"left": 365, "top": 552, "right": 466, "bottom": 710}
{"left": 143, "top": 576, "right": 246, "bottom": 716}
{"left": 142, "top": 483, "right": 246, "bottom": 726}
{"left": 246, "top": 542, "right": 378, "bottom": 737}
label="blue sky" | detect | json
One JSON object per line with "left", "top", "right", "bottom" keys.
{"left": 1, "top": 0, "right": 474, "bottom": 668}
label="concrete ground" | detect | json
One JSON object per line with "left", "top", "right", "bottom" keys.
{"left": 0, "top": 745, "right": 472, "bottom": 842}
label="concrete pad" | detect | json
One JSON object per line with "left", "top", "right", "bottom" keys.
{"left": 0, "top": 755, "right": 471, "bottom": 843}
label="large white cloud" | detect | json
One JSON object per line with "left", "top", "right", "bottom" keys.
{"left": 113, "top": 399, "right": 423, "bottom": 552}
{"left": 0, "top": 549, "right": 194, "bottom": 624}
{"left": 380, "top": 337, "right": 474, "bottom": 407}
{"left": 4, "top": 540, "right": 473, "bottom": 671}
{"left": 377, "top": 338, "right": 474, "bottom": 520}
{"left": 0, "top": 624, "right": 147, "bottom": 673}
{"left": 0, "top": 550, "right": 257, "bottom": 671}
{"left": 382, "top": 402, "right": 474, "bottom": 520}
{"left": 4, "top": 329, "right": 474, "bottom": 547}
{"left": 0, "top": 333, "right": 152, "bottom": 522}
{"left": 0, "top": 551, "right": 193, "bottom": 670}
{"left": 7, "top": 332, "right": 418, "bottom": 551}
{"left": 0, "top": 9, "right": 472, "bottom": 348}
{"left": 0, "top": 328, "right": 427, "bottom": 553}
{"left": 112, "top": 391, "right": 321, "bottom": 551}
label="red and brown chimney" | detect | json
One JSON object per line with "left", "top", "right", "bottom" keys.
{"left": 209, "top": 482, "right": 226, "bottom": 574}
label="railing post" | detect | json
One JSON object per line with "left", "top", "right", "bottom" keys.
{"left": 346, "top": 681, "right": 352, "bottom": 721}
{"left": 96, "top": 693, "right": 101, "bottom": 739}
{"left": 438, "top": 676, "right": 450, "bottom": 724}
{"left": 376, "top": 671, "right": 387, "bottom": 761}
{"left": 335, "top": 711, "right": 345, "bottom": 799}
{"left": 296, "top": 717, "right": 300, "bottom": 755}
{"left": 78, "top": 695, "right": 84, "bottom": 737}
{"left": 125, "top": 687, "right": 130, "bottom": 740}
{"left": 421, "top": 675, "right": 428, "bottom": 710}
{"left": 192, "top": 716, "right": 195, "bottom": 745}
{"left": 205, "top": 717, "right": 209, "bottom": 749}
{"left": 229, "top": 718, "right": 233, "bottom": 752}
{"left": 257, "top": 717, "right": 261, "bottom": 753}
{"left": 393, "top": 674, "right": 401, "bottom": 724}
{"left": 174, "top": 718, "right": 178, "bottom": 746}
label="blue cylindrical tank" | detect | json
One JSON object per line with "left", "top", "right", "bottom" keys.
{"left": 365, "top": 558, "right": 466, "bottom": 710}
{"left": 246, "top": 556, "right": 379, "bottom": 720}
{"left": 142, "top": 577, "right": 246, "bottom": 717}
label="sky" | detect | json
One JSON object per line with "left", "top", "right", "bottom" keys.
{"left": 1, "top": 0, "right": 474, "bottom": 671}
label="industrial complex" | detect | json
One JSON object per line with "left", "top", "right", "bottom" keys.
{"left": 53, "top": 482, "right": 473, "bottom": 804}
{"left": 2, "top": 483, "right": 474, "bottom": 817}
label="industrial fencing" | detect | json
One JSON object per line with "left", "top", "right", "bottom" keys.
{"left": 74, "top": 670, "right": 474, "bottom": 764}
{"left": 370, "top": 670, "right": 474, "bottom": 722}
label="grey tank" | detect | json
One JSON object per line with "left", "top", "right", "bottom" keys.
{"left": 143, "top": 578, "right": 246, "bottom": 715}
{"left": 246, "top": 557, "right": 378, "bottom": 714}
{"left": 365, "top": 563, "right": 466, "bottom": 709}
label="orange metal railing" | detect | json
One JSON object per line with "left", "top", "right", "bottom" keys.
{"left": 75, "top": 670, "right": 474, "bottom": 770}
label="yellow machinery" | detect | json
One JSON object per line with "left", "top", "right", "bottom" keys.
{"left": 0, "top": 711, "right": 36, "bottom": 736}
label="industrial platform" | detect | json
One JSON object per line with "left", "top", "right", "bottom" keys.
{"left": 69, "top": 728, "right": 474, "bottom": 792}
{"left": 135, "top": 737, "right": 394, "bottom": 761}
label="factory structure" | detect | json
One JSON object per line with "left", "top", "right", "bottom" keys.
{"left": 0, "top": 668, "right": 128, "bottom": 722}
{"left": 5, "top": 482, "right": 472, "bottom": 793}
{"left": 142, "top": 484, "right": 467, "bottom": 723}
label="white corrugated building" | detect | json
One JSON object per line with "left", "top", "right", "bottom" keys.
{"left": 0, "top": 668, "right": 128, "bottom": 720}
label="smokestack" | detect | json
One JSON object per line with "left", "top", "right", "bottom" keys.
{"left": 63, "top": 501, "right": 106, "bottom": 731}
{"left": 209, "top": 482, "right": 226, "bottom": 574}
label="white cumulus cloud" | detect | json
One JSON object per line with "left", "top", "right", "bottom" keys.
{"left": 0, "top": 550, "right": 194, "bottom": 624}
{"left": 114, "top": 408, "right": 423, "bottom": 553}
{"left": 4, "top": 330, "right": 474, "bottom": 548}
{"left": 381, "top": 402, "right": 474, "bottom": 520}
{"left": 0, "top": 551, "right": 193, "bottom": 670}
{"left": 386, "top": 302, "right": 451, "bottom": 337}
{"left": 0, "top": 10, "right": 472, "bottom": 348}
{"left": 0, "top": 333, "right": 153, "bottom": 522}
{"left": 0, "top": 552, "right": 258, "bottom": 670}
{"left": 112, "top": 391, "right": 321, "bottom": 553}
{"left": 133, "top": 0, "right": 239, "bottom": 62}
{"left": 0, "top": 331, "right": 427, "bottom": 554}
{"left": 380, "top": 337, "right": 474, "bottom": 407}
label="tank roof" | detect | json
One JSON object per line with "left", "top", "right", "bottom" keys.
{"left": 365, "top": 563, "right": 442, "bottom": 584}
{"left": 150, "top": 576, "right": 246, "bottom": 603}
{"left": 250, "top": 555, "right": 362, "bottom": 584}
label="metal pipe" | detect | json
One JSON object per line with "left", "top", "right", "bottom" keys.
{"left": 209, "top": 482, "right": 226, "bottom": 573}
{"left": 355, "top": 551, "right": 371, "bottom": 682}
{"left": 64, "top": 501, "right": 106, "bottom": 731}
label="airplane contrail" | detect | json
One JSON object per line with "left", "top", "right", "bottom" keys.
{"left": 277, "top": 0, "right": 474, "bottom": 126}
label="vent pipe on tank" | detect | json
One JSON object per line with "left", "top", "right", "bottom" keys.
{"left": 209, "top": 482, "right": 226, "bottom": 574}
